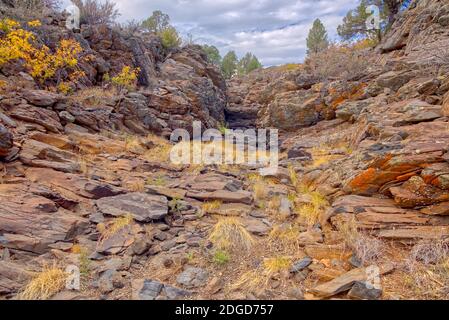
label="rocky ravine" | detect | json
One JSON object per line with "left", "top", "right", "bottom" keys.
{"left": 1, "top": 0, "right": 449, "bottom": 300}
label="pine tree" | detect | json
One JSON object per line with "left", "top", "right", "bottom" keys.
{"left": 306, "top": 19, "right": 329, "bottom": 55}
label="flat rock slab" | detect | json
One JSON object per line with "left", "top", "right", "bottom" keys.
{"left": 10, "top": 104, "right": 63, "bottom": 133}
{"left": 132, "top": 279, "right": 191, "bottom": 300}
{"left": 329, "top": 195, "right": 449, "bottom": 240}
{"left": 0, "top": 261, "right": 31, "bottom": 295}
{"left": 311, "top": 264, "right": 393, "bottom": 299}
{"left": 96, "top": 193, "right": 168, "bottom": 222}
{"left": 176, "top": 267, "right": 209, "bottom": 289}
{"left": 20, "top": 139, "right": 80, "bottom": 173}
{"left": 186, "top": 190, "right": 252, "bottom": 204}
{"left": 0, "top": 184, "right": 88, "bottom": 254}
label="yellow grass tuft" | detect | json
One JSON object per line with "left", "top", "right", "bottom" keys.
{"left": 17, "top": 267, "right": 67, "bottom": 300}
{"left": 126, "top": 179, "right": 145, "bottom": 192}
{"left": 253, "top": 181, "right": 268, "bottom": 202}
{"left": 145, "top": 134, "right": 172, "bottom": 163}
{"left": 209, "top": 217, "right": 255, "bottom": 252}
{"left": 99, "top": 214, "right": 134, "bottom": 242}
{"left": 202, "top": 200, "right": 222, "bottom": 214}
{"left": 269, "top": 225, "right": 301, "bottom": 249}
{"left": 264, "top": 257, "right": 292, "bottom": 274}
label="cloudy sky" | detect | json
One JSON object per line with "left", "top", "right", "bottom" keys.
{"left": 63, "top": 0, "right": 359, "bottom": 66}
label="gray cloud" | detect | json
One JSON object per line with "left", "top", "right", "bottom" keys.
{"left": 63, "top": 0, "right": 359, "bottom": 66}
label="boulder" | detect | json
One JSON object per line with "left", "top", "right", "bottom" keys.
{"left": 20, "top": 139, "right": 81, "bottom": 173}
{"left": 10, "top": 104, "right": 63, "bottom": 133}
{"left": 0, "top": 184, "right": 88, "bottom": 254}
{"left": 22, "top": 89, "right": 62, "bottom": 107}
{"left": 95, "top": 193, "right": 169, "bottom": 222}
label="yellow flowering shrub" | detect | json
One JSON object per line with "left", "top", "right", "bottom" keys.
{"left": 27, "top": 20, "right": 42, "bottom": 28}
{"left": 111, "top": 66, "right": 140, "bottom": 90}
{"left": 57, "top": 82, "right": 72, "bottom": 95}
{"left": 0, "top": 19, "right": 83, "bottom": 83}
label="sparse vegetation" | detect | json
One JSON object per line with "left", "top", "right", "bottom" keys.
{"left": 98, "top": 214, "right": 134, "bottom": 242}
{"left": 0, "top": 18, "right": 83, "bottom": 84}
{"left": 305, "top": 44, "right": 374, "bottom": 80}
{"left": 404, "top": 239, "right": 449, "bottom": 299}
{"left": 339, "top": 217, "right": 385, "bottom": 266}
{"left": 17, "top": 266, "right": 67, "bottom": 300}
{"left": 202, "top": 200, "right": 222, "bottom": 214}
{"left": 209, "top": 217, "right": 255, "bottom": 253}
{"left": 213, "top": 250, "right": 230, "bottom": 265}
{"left": 72, "top": 0, "right": 120, "bottom": 26}
{"left": 111, "top": 66, "right": 140, "bottom": 91}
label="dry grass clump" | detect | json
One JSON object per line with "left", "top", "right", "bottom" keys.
{"left": 264, "top": 256, "right": 292, "bottom": 274}
{"left": 230, "top": 256, "right": 292, "bottom": 292}
{"left": 253, "top": 181, "right": 268, "bottom": 202}
{"left": 125, "top": 179, "right": 145, "bottom": 192}
{"left": 269, "top": 225, "right": 301, "bottom": 250}
{"left": 339, "top": 217, "right": 385, "bottom": 266}
{"left": 98, "top": 213, "right": 134, "bottom": 242}
{"left": 68, "top": 87, "right": 117, "bottom": 107}
{"left": 403, "top": 239, "right": 449, "bottom": 299}
{"left": 145, "top": 134, "right": 172, "bottom": 163}
{"left": 17, "top": 266, "right": 67, "bottom": 300}
{"left": 295, "top": 190, "right": 328, "bottom": 227}
{"left": 209, "top": 217, "right": 255, "bottom": 253}
{"left": 202, "top": 200, "right": 222, "bottom": 214}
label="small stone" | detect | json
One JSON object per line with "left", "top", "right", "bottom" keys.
{"left": 161, "top": 239, "right": 177, "bottom": 251}
{"left": 163, "top": 258, "right": 174, "bottom": 268}
{"left": 177, "top": 267, "right": 209, "bottom": 289}
{"left": 290, "top": 257, "right": 313, "bottom": 273}
{"left": 347, "top": 281, "right": 382, "bottom": 300}
{"left": 288, "top": 287, "right": 304, "bottom": 299}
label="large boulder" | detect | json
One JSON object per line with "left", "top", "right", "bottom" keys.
{"left": 95, "top": 193, "right": 169, "bottom": 222}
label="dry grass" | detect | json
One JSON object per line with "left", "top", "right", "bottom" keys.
{"left": 305, "top": 44, "right": 375, "bottom": 81}
{"left": 124, "top": 135, "right": 144, "bottom": 154}
{"left": 264, "top": 256, "right": 292, "bottom": 274}
{"left": 403, "top": 239, "right": 449, "bottom": 299}
{"left": 98, "top": 214, "right": 134, "bottom": 242}
{"left": 295, "top": 190, "right": 328, "bottom": 227}
{"left": 230, "top": 256, "right": 292, "bottom": 292}
{"left": 202, "top": 200, "right": 222, "bottom": 214}
{"left": 209, "top": 217, "right": 255, "bottom": 253}
{"left": 253, "top": 181, "right": 268, "bottom": 202}
{"left": 145, "top": 134, "right": 172, "bottom": 163}
{"left": 269, "top": 225, "right": 302, "bottom": 250}
{"left": 125, "top": 179, "right": 145, "bottom": 192}
{"left": 68, "top": 87, "right": 117, "bottom": 107}
{"left": 17, "top": 266, "right": 67, "bottom": 300}
{"left": 339, "top": 217, "right": 385, "bottom": 266}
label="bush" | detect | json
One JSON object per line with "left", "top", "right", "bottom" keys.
{"left": 0, "top": 0, "right": 60, "bottom": 20}
{"left": 305, "top": 44, "right": 373, "bottom": 81}
{"left": 160, "top": 26, "right": 181, "bottom": 49}
{"left": 0, "top": 18, "right": 83, "bottom": 83}
{"left": 111, "top": 66, "right": 140, "bottom": 91}
{"left": 72, "top": 0, "right": 119, "bottom": 25}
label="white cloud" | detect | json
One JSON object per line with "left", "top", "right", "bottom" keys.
{"left": 61, "top": 0, "right": 360, "bottom": 66}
